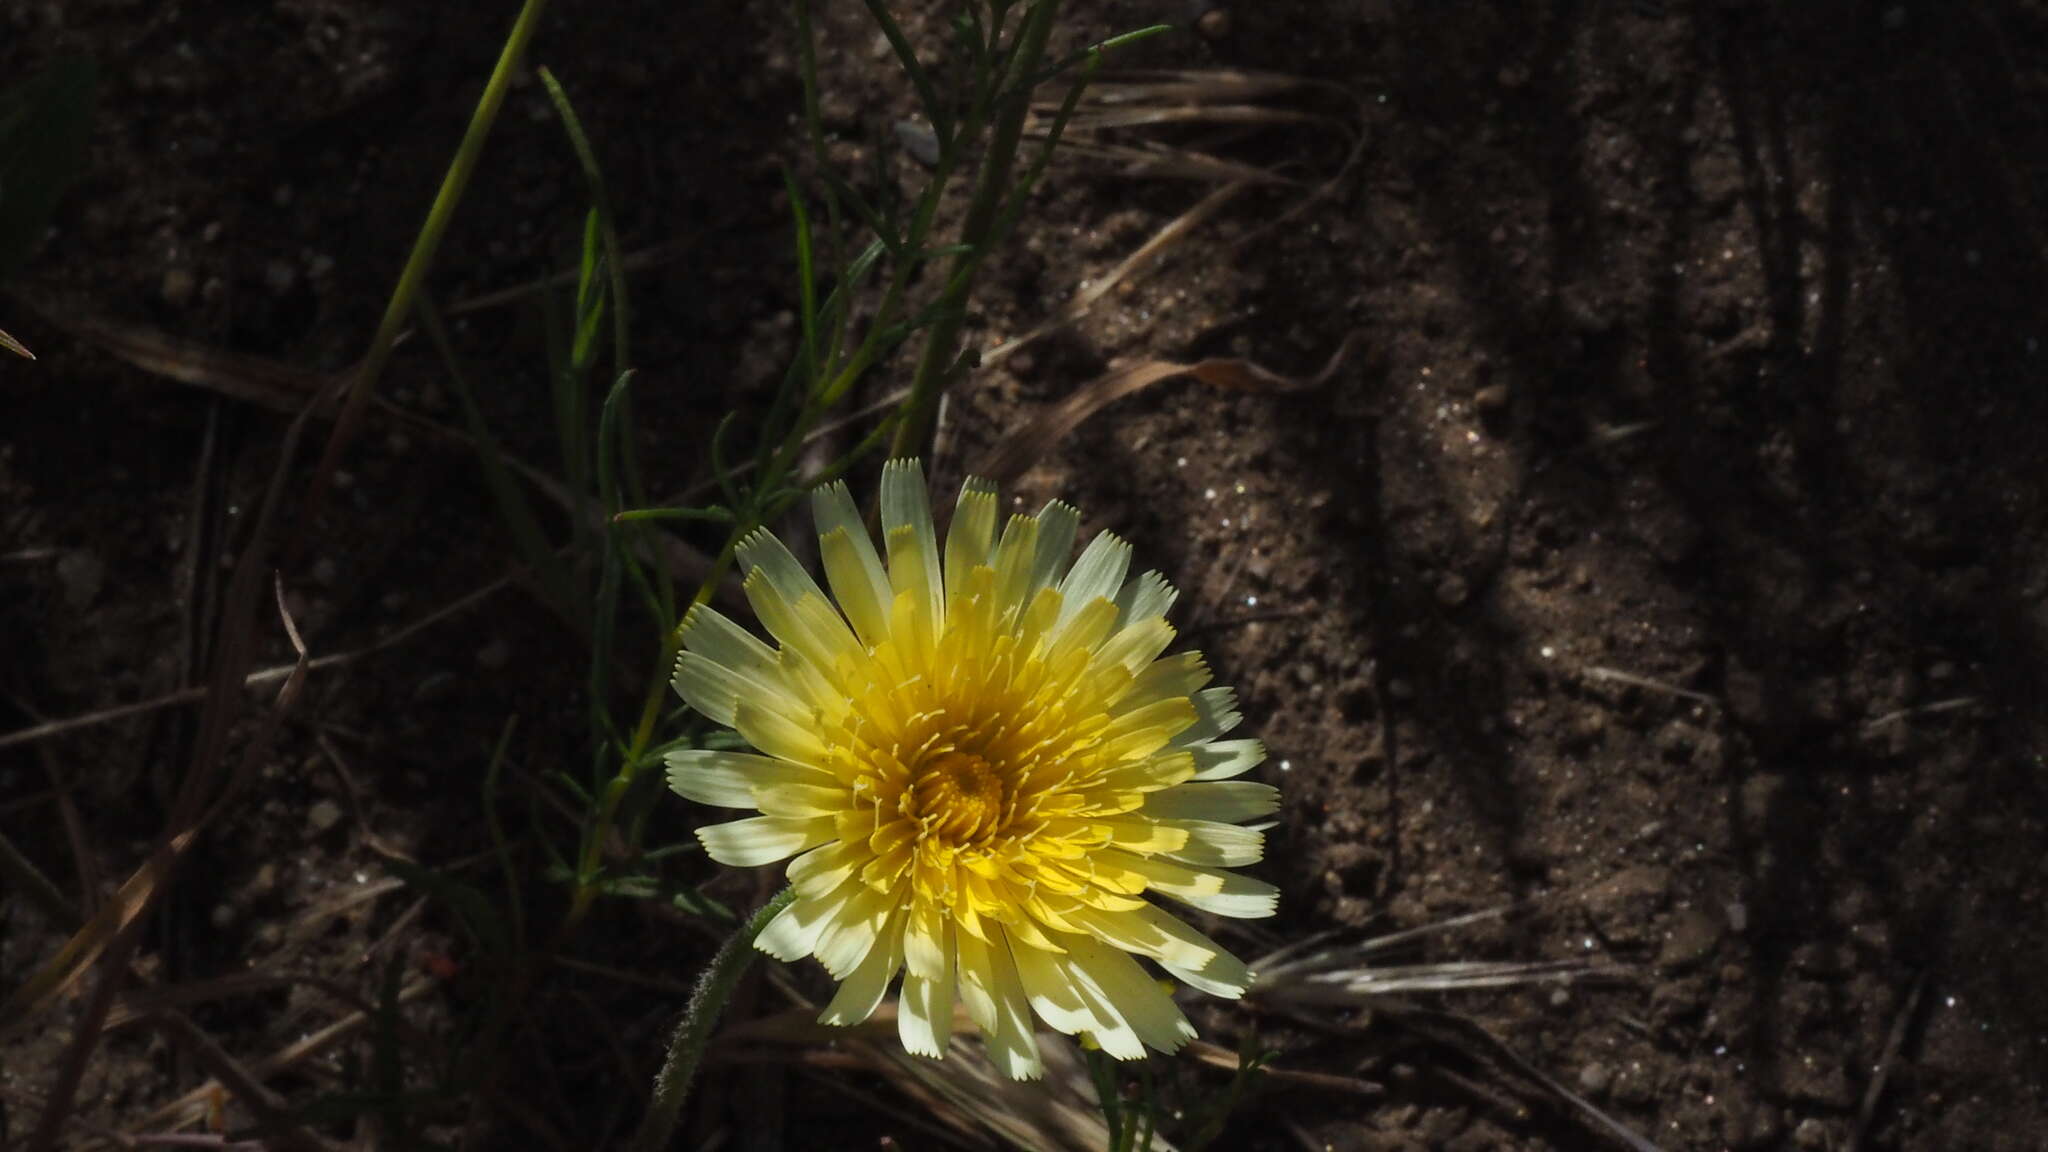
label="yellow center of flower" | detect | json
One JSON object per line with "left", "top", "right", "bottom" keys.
{"left": 911, "top": 750, "right": 1009, "bottom": 843}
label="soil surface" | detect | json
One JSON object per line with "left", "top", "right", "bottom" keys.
{"left": 5, "top": 2, "right": 2048, "bottom": 1150}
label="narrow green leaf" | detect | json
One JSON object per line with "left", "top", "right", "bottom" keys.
{"left": 612, "top": 505, "right": 733, "bottom": 525}
{"left": 415, "top": 297, "right": 578, "bottom": 626}
{"left": 856, "top": 0, "right": 951, "bottom": 140}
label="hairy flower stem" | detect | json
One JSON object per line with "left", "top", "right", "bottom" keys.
{"left": 889, "top": 0, "right": 1063, "bottom": 458}
{"left": 632, "top": 888, "right": 796, "bottom": 1152}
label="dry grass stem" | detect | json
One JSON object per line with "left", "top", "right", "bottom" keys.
{"left": 1863, "top": 697, "right": 1978, "bottom": 734}
{"left": 982, "top": 180, "right": 1251, "bottom": 369}
{"left": 1847, "top": 972, "right": 1928, "bottom": 1152}
{"left": 107, "top": 978, "right": 436, "bottom": 1146}
{"left": 1581, "top": 665, "right": 1718, "bottom": 706}
{"left": 0, "top": 573, "right": 516, "bottom": 754}
{"left": 978, "top": 333, "right": 1358, "bottom": 484}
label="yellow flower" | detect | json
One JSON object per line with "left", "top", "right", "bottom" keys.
{"left": 666, "top": 460, "right": 1277, "bottom": 1079}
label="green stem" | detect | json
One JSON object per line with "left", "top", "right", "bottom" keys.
{"left": 889, "top": 0, "right": 1061, "bottom": 458}
{"left": 631, "top": 887, "right": 796, "bottom": 1152}
{"left": 561, "top": 532, "right": 742, "bottom": 932}
{"left": 311, "top": 0, "right": 554, "bottom": 508}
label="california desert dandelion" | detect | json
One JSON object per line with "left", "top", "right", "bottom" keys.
{"left": 666, "top": 460, "right": 1277, "bottom": 1079}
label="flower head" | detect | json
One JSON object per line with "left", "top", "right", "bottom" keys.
{"left": 667, "top": 460, "right": 1277, "bottom": 1079}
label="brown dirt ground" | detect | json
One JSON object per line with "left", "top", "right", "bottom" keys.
{"left": 5, "top": 1, "right": 2048, "bottom": 1149}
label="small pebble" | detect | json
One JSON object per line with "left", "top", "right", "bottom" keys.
{"left": 263, "top": 259, "right": 297, "bottom": 296}
{"left": 1434, "top": 572, "right": 1469, "bottom": 607}
{"left": 306, "top": 798, "right": 343, "bottom": 835}
{"left": 1658, "top": 908, "right": 1723, "bottom": 970}
{"left": 893, "top": 119, "right": 940, "bottom": 166}
{"left": 413, "top": 670, "right": 457, "bottom": 703}
{"left": 476, "top": 639, "right": 512, "bottom": 672}
{"left": 56, "top": 550, "right": 106, "bottom": 609}
{"left": 161, "top": 265, "right": 197, "bottom": 308}
{"left": 1577, "top": 1063, "right": 1612, "bottom": 1095}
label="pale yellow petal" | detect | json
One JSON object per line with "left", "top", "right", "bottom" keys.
{"left": 1110, "top": 651, "right": 1210, "bottom": 716}
{"left": 812, "top": 482, "right": 893, "bottom": 644}
{"left": 1063, "top": 932, "right": 1195, "bottom": 1056}
{"left": 756, "top": 877, "right": 856, "bottom": 961}
{"left": 733, "top": 700, "right": 829, "bottom": 765}
{"left": 671, "top": 650, "right": 803, "bottom": 728}
{"left": 1093, "top": 616, "right": 1176, "bottom": 678}
{"left": 1159, "top": 819, "right": 1265, "bottom": 867}
{"left": 743, "top": 571, "right": 862, "bottom": 673}
{"left": 897, "top": 917, "right": 955, "bottom": 1057}
{"left": 881, "top": 458, "right": 944, "bottom": 632}
{"left": 754, "top": 782, "right": 853, "bottom": 818}
{"left": 1099, "top": 696, "right": 1199, "bottom": 761}
{"left": 1143, "top": 781, "right": 1281, "bottom": 824}
{"left": 696, "top": 815, "right": 836, "bottom": 868}
{"left": 944, "top": 477, "right": 999, "bottom": 604}
{"left": 1114, "top": 854, "right": 1279, "bottom": 918}
{"left": 814, "top": 882, "right": 896, "bottom": 978}
{"left": 819, "top": 904, "right": 906, "bottom": 1026}
{"left": 1090, "top": 817, "right": 1191, "bottom": 855}
{"left": 903, "top": 899, "right": 948, "bottom": 981}
{"left": 1187, "top": 738, "right": 1266, "bottom": 781}
{"left": 1064, "top": 903, "right": 1220, "bottom": 973}
{"left": 736, "top": 526, "right": 830, "bottom": 610}
{"left": 1029, "top": 500, "right": 1080, "bottom": 591}
{"left": 820, "top": 526, "right": 890, "bottom": 646}
{"left": 991, "top": 513, "right": 1040, "bottom": 623}
{"left": 1128, "top": 905, "right": 1253, "bottom": 998}
{"left": 677, "top": 604, "right": 779, "bottom": 681}
{"left": 1057, "top": 532, "right": 1130, "bottom": 630}
{"left": 961, "top": 927, "right": 1042, "bottom": 1079}
{"left": 664, "top": 749, "right": 834, "bottom": 808}
{"left": 1009, "top": 932, "right": 1095, "bottom": 1037}
{"left": 786, "top": 840, "right": 867, "bottom": 900}
{"left": 1112, "top": 569, "right": 1178, "bottom": 629}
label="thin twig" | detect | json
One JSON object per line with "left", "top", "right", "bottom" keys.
{"left": 0, "top": 573, "right": 514, "bottom": 753}
{"left": 1582, "top": 665, "right": 1718, "bottom": 706}
{"left": 1862, "top": 698, "right": 1978, "bottom": 735}
{"left": 1847, "top": 972, "right": 1927, "bottom": 1152}
{"left": 149, "top": 1011, "right": 343, "bottom": 1152}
